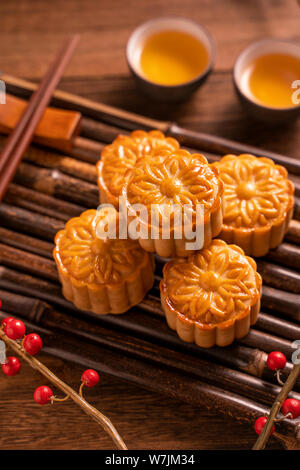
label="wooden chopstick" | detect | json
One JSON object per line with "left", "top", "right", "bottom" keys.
{"left": 0, "top": 35, "right": 79, "bottom": 201}
{"left": 0, "top": 42, "right": 70, "bottom": 170}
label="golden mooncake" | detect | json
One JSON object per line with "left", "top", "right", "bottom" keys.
{"left": 122, "top": 149, "right": 224, "bottom": 258}
{"left": 53, "top": 208, "right": 154, "bottom": 314}
{"left": 160, "top": 239, "right": 262, "bottom": 348}
{"left": 211, "top": 154, "right": 294, "bottom": 257}
{"left": 97, "top": 130, "right": 179, "bottom": 208}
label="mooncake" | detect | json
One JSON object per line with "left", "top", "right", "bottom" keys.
{"left": 97, "top": 130, "right": 179, "bottom": 208}
{"left": 53, "top": 208, "right": 154, "bottom": 314}
{"left": 122, "top": 148, "right": 224, "bottom": 258}
{"left": 160, "top": 239, "right": 262, "bottom": 348}
{"left": 212, "top": 154, "right": 294, "bottom": 257}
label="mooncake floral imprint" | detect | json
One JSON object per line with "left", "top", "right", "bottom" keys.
{"left": 123, "top": 149, "right": 224, "bottom": 257}
{"left": 53, "top": 208, "right": 154, "bottom": 314}
{"left": 97, "top": 130, "right": 180, "bottom": 208}
{"left": 160, "top": 239, "right": 262, "bottom": 348}
{"left": 212, "top": 154, "right": 294, "bottom": 256}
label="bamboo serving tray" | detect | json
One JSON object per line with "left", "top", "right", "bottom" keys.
{"left": 1, "top": 76, "right": 300, "bottom": 447}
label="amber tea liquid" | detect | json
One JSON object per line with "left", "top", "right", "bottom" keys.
{"left": 243, "top": 53, "right": 300, "bottom": 108}
{"left": 140, "top": 30, "right": 209, "bottom": 86}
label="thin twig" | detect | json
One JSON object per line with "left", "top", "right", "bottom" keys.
{"left": 252, "top": 360, "right": 300, "bottom": 450}
{"left": 276, "top": 369, "right": 285, "bottom": 386}
{"left": 274, "top": 413, "right": 293, "bottom": 423}
{"left": 0, "top": 329, "right": 127, "bottom": 450}
{"left": 79, "top": 382, "right": 85, "bottom": 398}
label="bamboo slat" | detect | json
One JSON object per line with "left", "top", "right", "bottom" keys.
{"left": 0, "top": 79, "right": 299, "bottom": 444}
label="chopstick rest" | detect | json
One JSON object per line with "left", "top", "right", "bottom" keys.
{"left": 0, "top": 94, "right": 81, "bottom": 152}
{"left": 0, "top": 34, "right": 79, "bottom": 202}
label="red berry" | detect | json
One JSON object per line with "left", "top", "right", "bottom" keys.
{"left": 23, "top": 333, "right": 43, "bottom": 355}
{"left": 81, "top": 369, "right": 99, "bottom": 387}
{"left": 4, "top": 319, "right": 25, "bottom": 340}
{"left": 1, "top": 356, "right": 21, "bottom": 376}
{"left": 254, "top": 416, "right": 275, "bottom": 436}
{"left": 267, "top": 351, "right": 287, "bottom": 371}
{"left": 1, "top": 316, "right": 14, "bottom": 328}
{"left": 282, "top": 398, "right": 300, "bottom": 419}
{"left": 34, "top": 385, "right": 53, "bottom": 405}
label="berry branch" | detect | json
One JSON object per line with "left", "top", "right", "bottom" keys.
{"left": 253, "top": 351, "right": 300, "bottom": 450}
{"left": 0, "top": 317, "right": 127, "bottom": 450}
{"left": 2, "top": 314, "right": 299, "bottom": 451}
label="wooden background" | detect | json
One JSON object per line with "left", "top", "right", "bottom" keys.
{"left": 1, "top": 0, "right": 300, "bottom": 450}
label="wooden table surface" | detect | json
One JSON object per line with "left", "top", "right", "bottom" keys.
{"left": 1, "top": 0, "right": 300, "bottom": 450}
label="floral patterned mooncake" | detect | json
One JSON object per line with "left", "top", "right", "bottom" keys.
{"left": 53, "top": 208, "right": 154, "bottom": 314}
{"left": 122, "top": 149, "right": 224, "bottom": 258}
{"left": 97, "top": 130, "right": 179, "bottom": 208}
{"left": 212, "top": 154, "right": 294, "bottom": 256}
{"left": 160, "top": 239, "right": 262, "bottom": 347}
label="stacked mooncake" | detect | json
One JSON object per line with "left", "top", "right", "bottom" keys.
{"left": 53, "top": 130, "right": 294, "bottom": 347}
